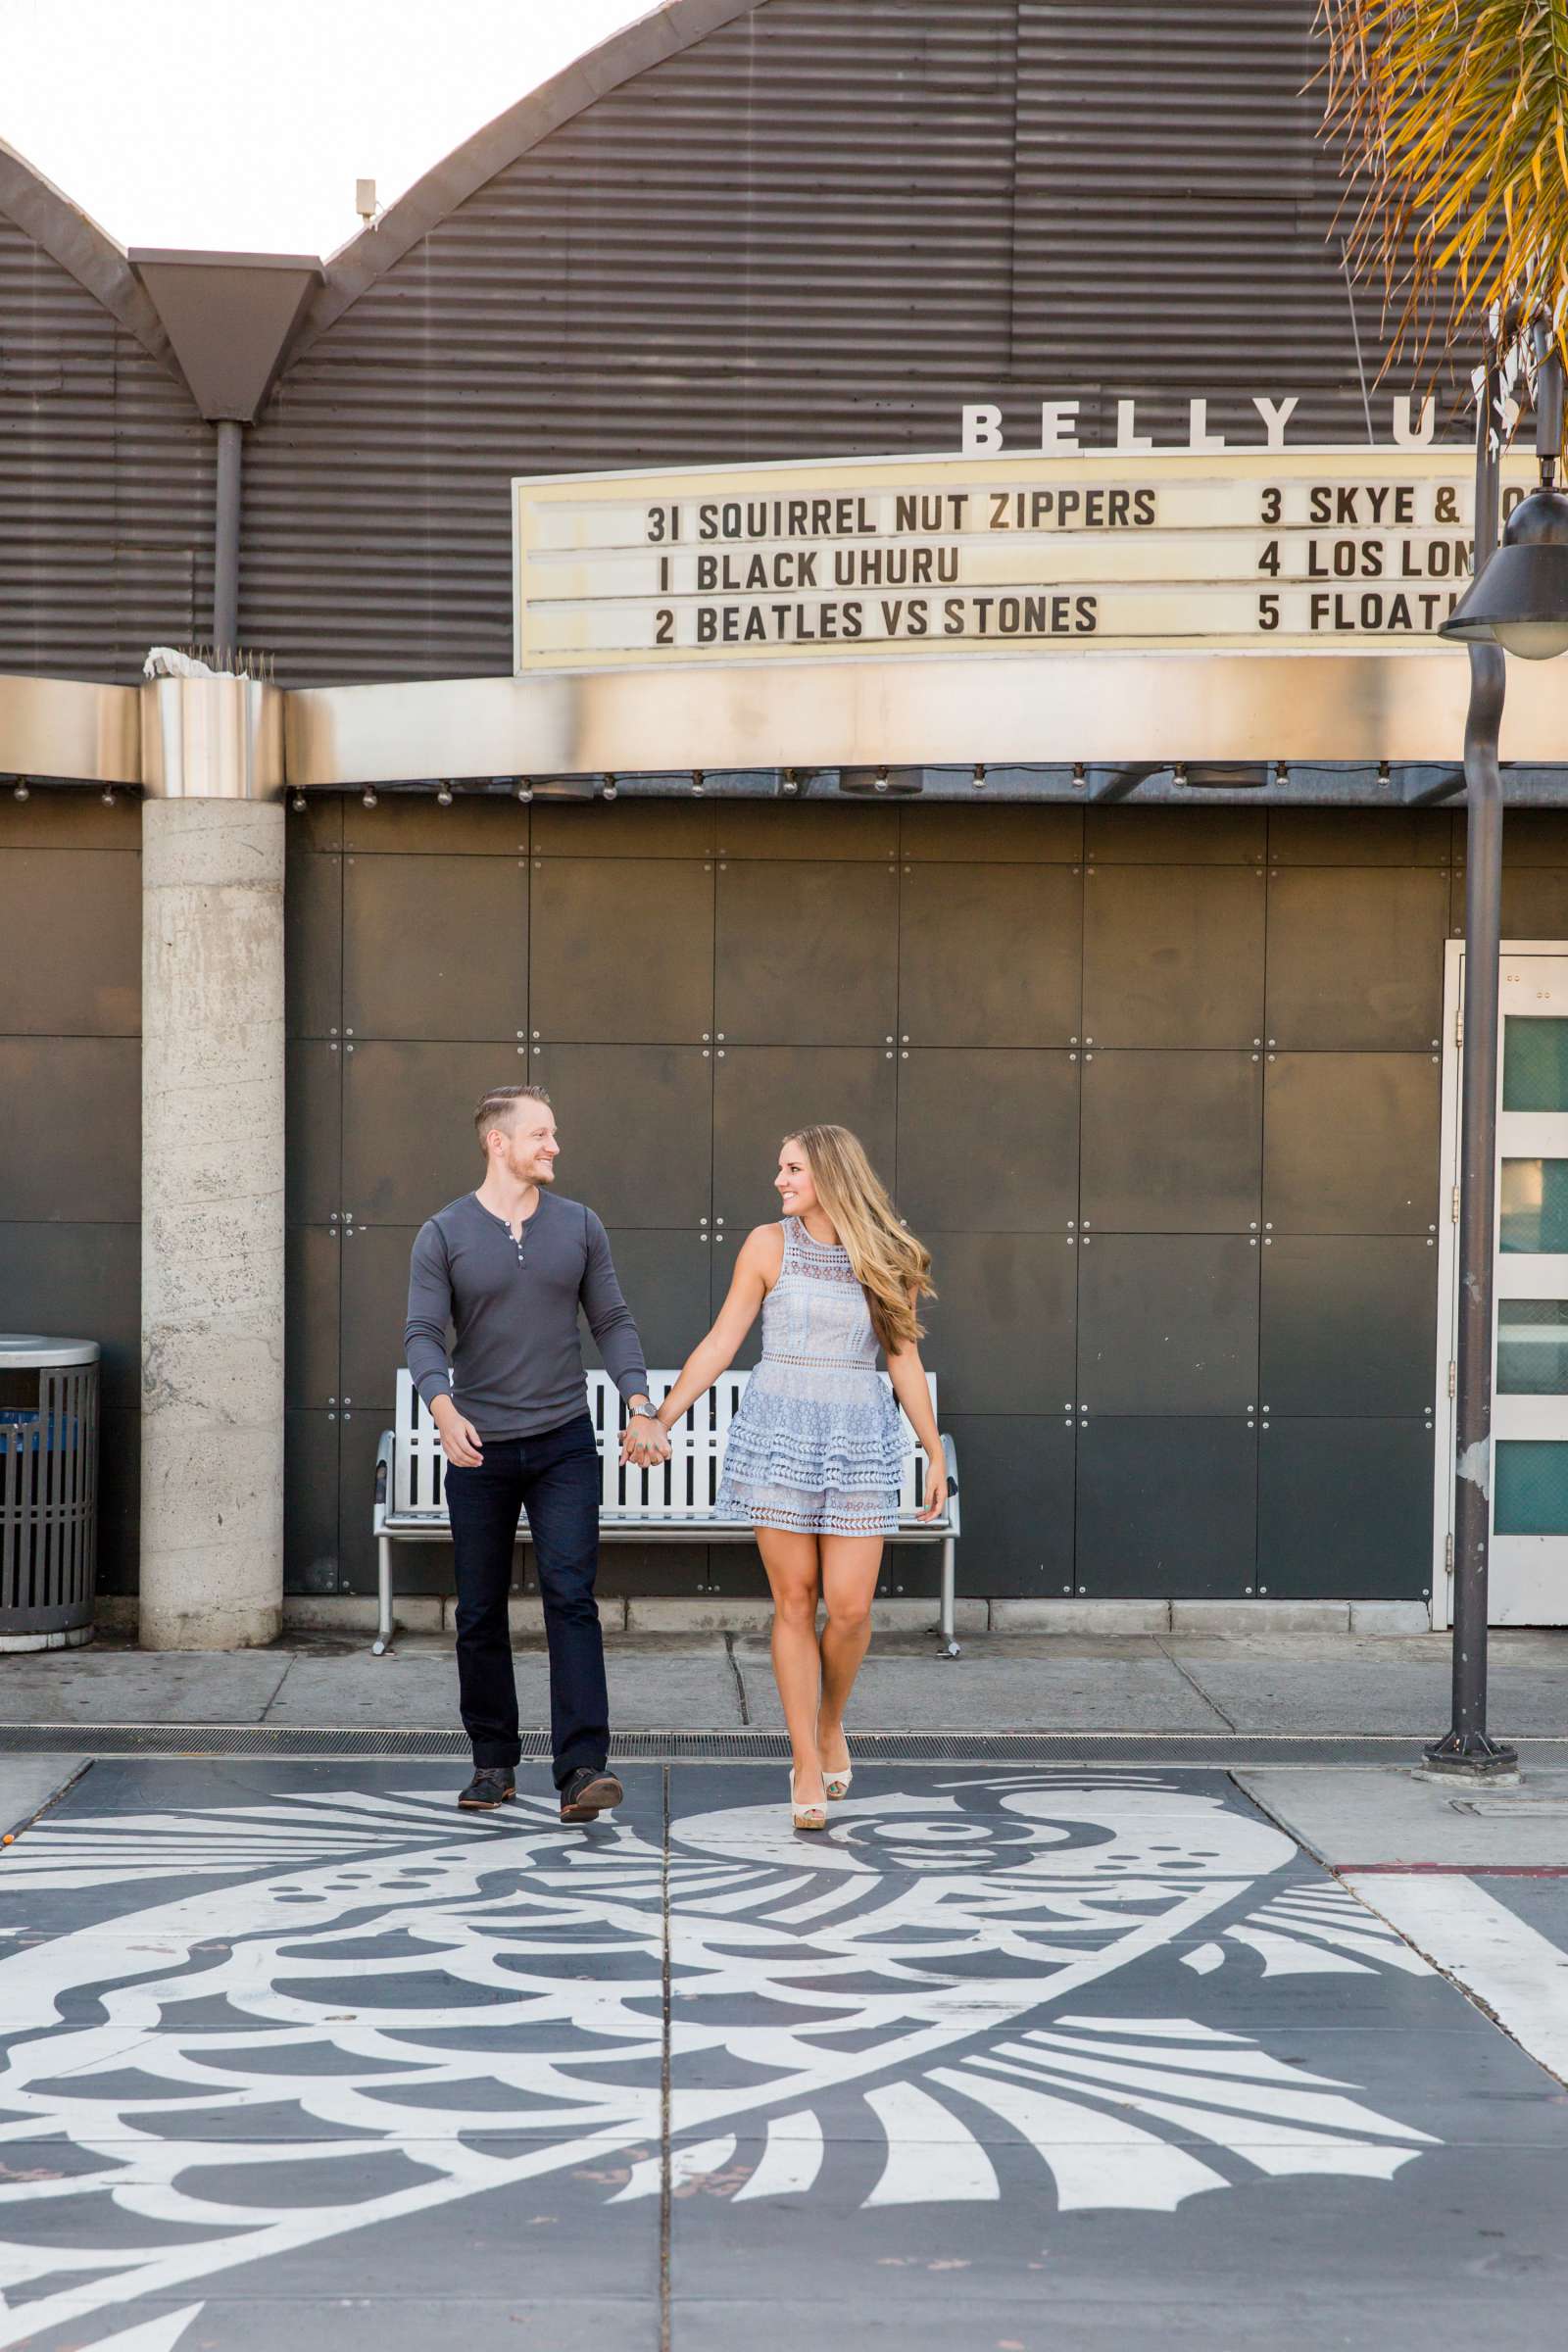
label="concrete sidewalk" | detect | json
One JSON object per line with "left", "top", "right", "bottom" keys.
{"left": 2, "top": 1625, "right": 1564, "bottom": 1738}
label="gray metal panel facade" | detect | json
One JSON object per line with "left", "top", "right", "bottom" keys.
{"left": 240, "top": 0, "right": 1417, "bottom": 686}
{"left": 274, "top": 796, "right": 1568, "bottom": 1608}
{"left": 0, "top": 213, "right": 212, "bottom": 682}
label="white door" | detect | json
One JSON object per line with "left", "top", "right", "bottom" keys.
{"left": 1490, "top": 951, "right": 1568, "bottom": 1622}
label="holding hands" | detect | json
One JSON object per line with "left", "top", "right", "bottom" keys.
{"left": 620, "top": 1398, "right": 671, "bottom": 1469}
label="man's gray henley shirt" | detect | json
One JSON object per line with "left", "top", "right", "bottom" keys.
{"left": 404, "top": 1190, "right": 650, "bottom": 1440}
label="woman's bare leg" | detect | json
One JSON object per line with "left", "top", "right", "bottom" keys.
{"left": 817, "top": 1534, "right": 883, "bottom": 1776}
{"left": 757, "top": 1528, "right": 826, "bottom": 1806}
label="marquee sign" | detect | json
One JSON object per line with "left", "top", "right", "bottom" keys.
{"left": 512, "top": 446, "right": 1532, "bottom": 675}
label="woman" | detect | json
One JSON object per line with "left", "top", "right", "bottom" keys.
{"left": 649, "top": 1124, "right": 946, "bottom": 1830}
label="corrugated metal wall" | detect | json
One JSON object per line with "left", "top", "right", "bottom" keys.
{"left": 0, "top": 214, "right": 212, "bottom": 684}
{"left": 242, "top": 0, "right": 1420, "bottom": 686}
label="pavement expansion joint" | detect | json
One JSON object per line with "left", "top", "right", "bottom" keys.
{"left": 4, "top": 1722, "right": 1568, "bottom": 1768}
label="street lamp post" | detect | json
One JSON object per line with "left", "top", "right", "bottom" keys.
{"left": 1428, "top": 325, "right": 1568, "bottom": 1781}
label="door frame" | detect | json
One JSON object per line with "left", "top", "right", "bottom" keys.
{"left": 1432, "top": 937, "right": 1568, "bottom": 1629}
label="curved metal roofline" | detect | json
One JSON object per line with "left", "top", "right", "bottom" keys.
{"left": 292, "top": 0, "right": 770, "bottom": 361}
{"left": 0, "top": 135, "right": 174, "bottom": 369}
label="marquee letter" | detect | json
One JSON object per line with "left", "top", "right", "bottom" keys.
{"left": 1188, "top": 398, "right": 1226, "bottom": 453}
{"left": 1252, "top": 395, "right": 1299, "bottom": 451}
{"left": 1040, "top": 401, "right": 1081, "bottom": 454}
{"left": 961, "top": 404, "right": 1004, "bottom": 456}
{"left": 1392, "top": 395, "right": 1435, "bottom": 447}
{"left": 1115, "top": 398, "right": 1153, "bottom": 454}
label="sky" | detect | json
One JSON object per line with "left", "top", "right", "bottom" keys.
{"left": 0, "top": 0, "right": 656, "bottom": 256}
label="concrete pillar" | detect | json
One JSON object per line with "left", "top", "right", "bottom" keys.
{"left": 139, "top": 678, "right": 285, "bottom": 1648}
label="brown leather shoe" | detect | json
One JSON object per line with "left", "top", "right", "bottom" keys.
{"left": 559, "top": 1767, "right": 623, "bottom": 1823}
{"left": 458, "top": 1767, "right": 515, "bottom": 1810}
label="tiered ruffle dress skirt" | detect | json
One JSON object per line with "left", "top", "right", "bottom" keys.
{"left": 716, "top": 1216, "right": 905, "bottom": 1537}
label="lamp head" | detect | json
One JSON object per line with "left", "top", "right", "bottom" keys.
{"left": 1441, "top": 483, "right": 1568, "bottom": 659}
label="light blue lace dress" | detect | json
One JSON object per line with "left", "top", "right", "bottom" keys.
{"left": 716, "top": 1216, "right": 906, "bottom": 1536}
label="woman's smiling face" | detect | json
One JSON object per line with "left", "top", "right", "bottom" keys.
{"left": 775, "top": 1139, "right": 818, "bottom": 1217}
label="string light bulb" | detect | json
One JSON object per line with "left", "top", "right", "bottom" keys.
{"left": 362, "top": 787, "right": 378, "bottom": 809}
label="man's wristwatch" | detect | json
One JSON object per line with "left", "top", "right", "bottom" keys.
{"left": 628, "top": 1406, "right": 660, "bottom": 1425}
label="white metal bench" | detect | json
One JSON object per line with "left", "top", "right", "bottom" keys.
{"left": 373, "top": 1368, "right": 961, "bottom": 1658}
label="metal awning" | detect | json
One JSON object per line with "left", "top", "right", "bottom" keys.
{"left": 4, "top": 651, "right": 1568, "bottom": 803}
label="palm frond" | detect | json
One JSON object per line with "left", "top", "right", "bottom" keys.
{"left": 1318, "top": 0, "right": 1568, "bottom": 371}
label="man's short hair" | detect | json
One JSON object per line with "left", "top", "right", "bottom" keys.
{"left": 474, "top": 1084, "right": 552, "bottom": 1151}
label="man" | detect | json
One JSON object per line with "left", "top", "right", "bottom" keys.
{"left": 404, "top": 1085, "right": 671, "bottom": 1821}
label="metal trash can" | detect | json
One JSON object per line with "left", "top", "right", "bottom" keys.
{"left": 0, "top": 1335, "right": 100, "bottom": 1651}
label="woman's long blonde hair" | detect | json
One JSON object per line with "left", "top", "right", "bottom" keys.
{"left": 784, "top": 1124, "right": 934, "bottom": 1356}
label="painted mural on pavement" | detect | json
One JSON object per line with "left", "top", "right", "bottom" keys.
{"left": 0, "top": 1771, "right": 1439, "bottom": 2348}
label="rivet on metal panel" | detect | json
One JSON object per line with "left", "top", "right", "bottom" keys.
{"left": 716, "top": 1216, "right": 725, "bottom": 1225}
{"left": 1427, "top": 1237, "right": 1435, "bottom": 1246}
{"left": 717, "top": 1050, "right": 725, "bottom": 1058}
{"left": 704, "top": 1049, "right": 710, "bottom": 1058}
{"left": 1250, "top": 1238, "right": 1257, "bottom": 1247}
{"left": 1252, "top": 1053, "right": 1260, "bottom": 1061}
{"left": 330, "top": 1042, "right": 339, "bottom": 1052}
{"left": 902, "top": 1034, "right": 909, "bottom": 1044}
{"left": 516, "top": 1031, "right": 524, "bottom": 1039}
{"left": 1250, "top": 1221, "right": 1258, "bottom": 1230}
{"left": 1267, "top": 1038, "right": 1276, "bottom": 1046}
{"left": 1082, "top": 1218, "right": 1092, "bottom": 1227}
{"left": 886, "top": 1035, "right": 894, "bottom": 1045}
{"left": 1084, "top": 1053, "right": 1093, "bottom": 1061}
{"left": 532, "top": 1030, "right": 540, "bottom": 1039}
{"left": 1263, "top": 1237, "right": 1271, "bottom": 1246}
{"left": 1268, "top": 1053, "right": 1276, "bottom": 1062}
{"left": 1264, "top": 1221, "right": 1272, "bottom": 1229}
{"left": 1066, "top": 1236, "right": 1075, "bottom": 1246}
{"left": 901, "top": 1051, "right": 908, "bottom": 1059}
{"left": 517, "top": 1046, "right": 525, "bottom": 1054}
{"left": 328, "top": 1396, "right": 336, "bottom": 1404}
{"left": 330, "top": 1212, "right": 338, "bottom": 1222}
{"left": 886, "top": 1051, "right": 894, "bottom": 1059}
{"left": 329, "top": 1026, "right": 338, "bottom": 1037}
{"left": 346, "top": 1044, "right": 355, "bottom": 1054}
{"left": 345, "top": 1028, "right": 354, "bottom": 1037}
{"left": 1067, "top": 1218, "right": 1076, "bottom": 1227}
{"left": 1431, "top": 1054, "right": 1440, "bottom": 1063}
{"left": 716, "top": 1033, "right": 725, "bottom": 1042}
{"left": 1258, "top": 1585, "right": 1268, "bottom": 1594}
{"left": 533, "top": 1046, "right": 541, "bottom": 1055}
{"left": 1068, "top": 1052, "right": 1077, "bottom": 1061}
{"left": 328, "top": 1411, "right": 336, "bottom": 1421}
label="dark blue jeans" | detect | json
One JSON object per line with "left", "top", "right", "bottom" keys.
{"left": 443, "top": 1411, "right": 607, "bottom": 1785}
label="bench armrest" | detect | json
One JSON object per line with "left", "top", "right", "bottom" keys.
{"left": 941, "top": 1432, "right": 960, "bottom": 1537}
{"left": 373, "top": 1429, "right": 393, "bottom": 1533}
